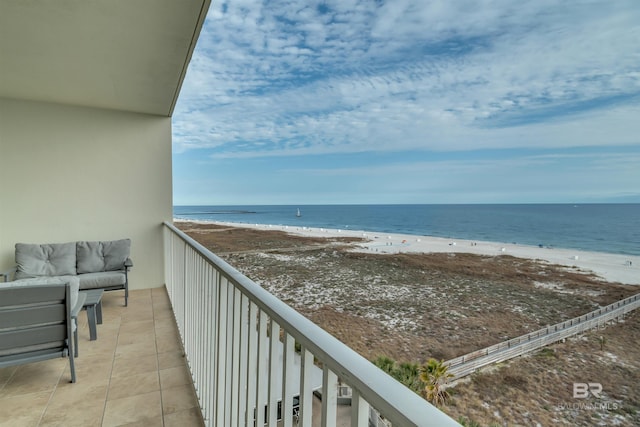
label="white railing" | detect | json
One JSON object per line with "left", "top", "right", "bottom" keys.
{"left": 446, "top": 293, "right": 640, "bottom": 380}
{"left": 163, "top": 222, "right": 459, "bottom": 427}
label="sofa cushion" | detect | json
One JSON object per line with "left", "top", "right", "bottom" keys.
{"left": 77, "top": 239, "right": 130, "bottom": 274}
{"left": 78, "top": 271, "right": 126, "bottom": 290}
{"left": 15, "top": 242, "right": 77, "bottom": 280}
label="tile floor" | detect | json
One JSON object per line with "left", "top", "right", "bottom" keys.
{"left": 0, "top": 287, "right": 204, "bottom": 427}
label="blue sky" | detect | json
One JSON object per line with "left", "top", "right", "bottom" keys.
{"left": 172, "top": 0, "right": 640, "bottom": 205}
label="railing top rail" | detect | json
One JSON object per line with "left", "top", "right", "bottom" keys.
{"left": 164, "top": 221, "right": 458, "bottom": 427}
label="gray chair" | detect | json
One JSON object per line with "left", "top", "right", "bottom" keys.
{"left": 0, "top": 280, "right": 84, "bottom": 383}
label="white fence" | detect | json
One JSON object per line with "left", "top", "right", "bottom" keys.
{"left": 163, "top": 222, "right": 459, "bottom": 427}
{"left": 446, "top": 293, "right": 640, "bottom": 380}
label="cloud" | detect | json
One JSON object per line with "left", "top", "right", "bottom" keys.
{"left": 173, "top": 138, "right": 640, "bottom": 205}
{"left": 172, "top": 0, "right": 640, "bottom": 159}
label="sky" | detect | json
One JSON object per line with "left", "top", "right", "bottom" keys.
{"left": 172, "top": 0, "right": 640, "bottom": 206}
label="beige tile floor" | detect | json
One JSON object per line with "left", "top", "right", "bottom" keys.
{"left": 0, "top": 287, "right": 204, "bottom": 427}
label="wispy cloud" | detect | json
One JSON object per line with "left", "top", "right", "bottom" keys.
{"left": 173, "top": 143, "right": 640, "bottom": 204}
{"left": 174, "top": 0, "right": 640, "bottom": 157}
{"left": 171, "top": 0, "right": 640, "bottom": 204}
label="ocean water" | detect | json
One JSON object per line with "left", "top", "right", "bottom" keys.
{"left": 174, "top": 204, "right": 640, "bottom": 256}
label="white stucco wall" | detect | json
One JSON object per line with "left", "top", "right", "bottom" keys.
{"left": 0, "top": 98, "right": 172, "bottom": 289}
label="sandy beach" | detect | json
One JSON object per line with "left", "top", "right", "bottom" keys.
{"left": 178, "top": 219, "right": 640, "bottom": 285}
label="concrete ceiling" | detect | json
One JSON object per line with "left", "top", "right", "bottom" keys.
{"left": 0, "top": 0, "right": 210, "bottom": 117}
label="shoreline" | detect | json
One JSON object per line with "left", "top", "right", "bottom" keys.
{"left": 174, "top": 219, "right": 640, "bottom": 285}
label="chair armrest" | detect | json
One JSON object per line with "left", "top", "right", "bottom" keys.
{"left": 124, "top": 258, "right": 133, "bottom": 269}
{"left": 72, "top": 292, "right": 87, "bottom": 318}
{"left": 1, "top": 266, "right": 17, "bottom": 282}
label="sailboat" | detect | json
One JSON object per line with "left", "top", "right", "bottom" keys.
{"left": 296, "top": 208, "right": 301, "bottom": 218}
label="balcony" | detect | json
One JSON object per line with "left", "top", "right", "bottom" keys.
{"left": 0, "top": 287, "right": 202, "bottom": 426}
{"left": 0, "top": 224, "right": 458, "bottom": 426}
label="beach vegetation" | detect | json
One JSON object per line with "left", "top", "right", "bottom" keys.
{"left": 537, "top": 347, "right": 556, "bottom": 358}
{"left": 371, "top": 356, "right": 423, "bottom": 394}
{"left": 372, "top": 355, "right": 396, "bottom": 373}
{"left": 598, "top": 335, "right": 606, "bottom": 351}
{"left": 396, "top": 361, "right": 423, "bottom": 392}
{"left": 371, "top": 355, "right": 454, "bottom": 403}
{"left": 420, "top": 358, "right": 454, "bottom": 407}
{"left": 457, "top": 417, "right": 481, "bottom": 427}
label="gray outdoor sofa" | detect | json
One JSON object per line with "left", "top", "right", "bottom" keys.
{"left": 0, "top": 278, "right": 84, "bottom": 382}
{"left": 1, "top": 239, "right": 133, "bottom": 306}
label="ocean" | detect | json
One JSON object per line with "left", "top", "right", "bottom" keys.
{"left": 174, "top": 204, "right": 640, "bottom": 257}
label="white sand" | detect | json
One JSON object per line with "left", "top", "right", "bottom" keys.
{"left": 177, "top": 219, "right": 640, "bottom": 286}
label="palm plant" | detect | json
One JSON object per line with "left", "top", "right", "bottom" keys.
{"left": 419, "top": 358, "right": 453, "bottom": 407}
{"left": 372, "top": 357, "right": 422, "bottom": 393}
{"left": 372, "top": 355, "right": 396, "bottom": 374}
{"left": 396, "top": 362, "right": 422, "bottom": 393}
